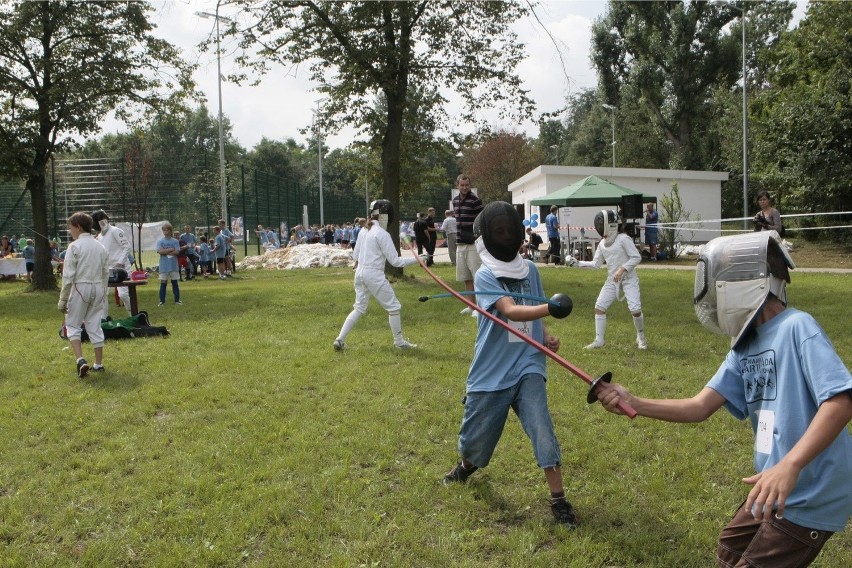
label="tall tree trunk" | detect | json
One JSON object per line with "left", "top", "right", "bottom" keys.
{"left": 27, "top": 151, "right": 57, "bottom": 291}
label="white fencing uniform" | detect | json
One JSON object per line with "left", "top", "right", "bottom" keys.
{"left": 581, "top": 233, "right": 642, "bottom": 312}
{"left": 97, "top": 224, "right": 132, "bottom": 316}
{"left": 335, "top": 220, "right": 417, "bottom": 347}
{"left": 59, "top": 233, "right": 109, "bottom": 346}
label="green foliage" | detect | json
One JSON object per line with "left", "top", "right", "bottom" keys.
{"left": 0, "top": 1, "right": 196, "bottom": 290}
{"left": 750, "top": 0, "right": 852, "bottom": 223}
{"left": 230, "top": 0, "right": 534, "bottom": 255}
{"left": 659, "top": 183, "right": 700, "bottom": 256}
{"left": 0, "top": 266, "right": 849, "bottom": 565}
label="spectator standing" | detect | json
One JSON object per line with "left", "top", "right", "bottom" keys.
{"left": 91, "top": 210, "right": 133, "bottom": 317}
{"left": 333, "top": 200, "right": 418, "bottom": 351}
{"left": 198, "top": 236, "right": 212, "bottom": 277}
{"left": 424, "top": 207, "right": 438, "bottom": 266}
{"left": 545, "top": 205, "right": 562, "bottom": 265}
{"left": 644, "top": 203, "right": 659, "bottom": 261}
{"left": 22, "top": 239, "right": 35, "bottom": 282}
{"left": 753, "top": 190, "right": 783, "bottom": 233}
{"left": 452, "top": 174, "right": 484, "bottom": 318}
{"left": 180, "top": 225, "right": 199, "bottom": 277}
{"left": 441, "top": 209, "right": 458, "bottom": 266}
{"left": 218, "top": 219, "right": 233, "bottom": 276}
{"left": 596, "top": 230, "right": 852, "bottom": 567}
{"left": 155, "top": 223, "right": 181, "bottom": 306}
{"left": 58, "top": 212, "right": 109, "bottom": 377}
{"left": 212, "top": 226, "right": 228, "bottom": 279}
{"left": 413, "top": 213, "right": 429, "bottom": 259}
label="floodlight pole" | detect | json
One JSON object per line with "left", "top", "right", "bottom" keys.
{"left": 196, "top": 6, "right": 231, "bottom": 226}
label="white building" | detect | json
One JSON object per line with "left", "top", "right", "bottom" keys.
{"left": 509, "top": 166, "right": 729, "bottom": 244}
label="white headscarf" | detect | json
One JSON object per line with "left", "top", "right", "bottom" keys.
{"left": 475, "top": 237, "right": 529, "bottom": 280}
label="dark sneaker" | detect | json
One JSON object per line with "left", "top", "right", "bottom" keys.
{"left": 77, "top": 358, "right": 89, "bottom": 378}
{"left": 550, "top": 497, "right": 579, "bottom": 528}
{"left": 91, "top": 365, "right": 105, "bottom": 373}
{"left": 443, "top": 460, "right": 478, "bottom": 485}
{"left": 333, "top": 339, "right": 345, "bottom": 351}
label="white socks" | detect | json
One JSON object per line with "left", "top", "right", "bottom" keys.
{"left": 389, "top": 312, "right": 403, "bottom": 342}
{"left": 337, "top": 310, "right": 361, "bottom": 342}
{"left": 633, "top": 313, "right": 645, "bottom": 337}
{"left": 594, "top": 314, "right": 607, "bottom": 345}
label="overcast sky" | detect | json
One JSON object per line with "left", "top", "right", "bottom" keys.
{"left": 102, "top": 0, "right": 606, "bottom": 150}
{"left": 104, "top": 1, "right": 804, "bottom": 151}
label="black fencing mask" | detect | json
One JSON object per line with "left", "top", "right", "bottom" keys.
{"left": 473, "top": 201, "right": 525, "bottom": 263}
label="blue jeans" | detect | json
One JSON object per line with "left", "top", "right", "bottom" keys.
{"left": 458, "top": 373, "right": 562, "bottom": 469}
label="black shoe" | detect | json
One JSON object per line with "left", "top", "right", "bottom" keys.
{"left": 76, "top": 358, "right": 89, "bottom": 378}
{"left": 550, "top": 497, "right": 579, "bottom": 528}
{"left": 443, "top": 460, "right": 478, "bottom": 485}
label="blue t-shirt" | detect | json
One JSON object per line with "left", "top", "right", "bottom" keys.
{"left": 545, "top": 213, "right": 559, "bottom": 239}
{"left": 645, "top": 209, "right": 659, "bottom": 238}
{"left": 214, "top": 233, "right": 227, "bottom": 259}
{"left": 466, "top": 262, "right": 547, "bottom": 393}
{"left": 156, "top": 237, "right": 180, "bottom": 273}
{"left": 199, "top": 243, "right": 211, "bottom": 262}
{"left": 22, "top": 245, "right": 35, "bottom": 261}
{"left": 707, "top": 308, "right": 852, "bottom": 532}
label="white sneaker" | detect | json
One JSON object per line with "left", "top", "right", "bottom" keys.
{"left": 584, "top": 341, "right": 605, "bottom": 350}
{"left": 333, "top": 339, "right": 345, "bottom": 351}
{"left": 470, "top": 310, "right": 478, "bottom": 318}
{"left": 637, "top": 336, "right": 648, "bottom": 350}
{"left": 394, "top": 339, "right": 417, "bottom": 350}
{"left": 460, "top": 307, "right": 473, "bottom": 316}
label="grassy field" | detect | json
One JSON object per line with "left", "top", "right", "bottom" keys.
{"left": 0, "top": 259, "right": 850, "bottom": 566}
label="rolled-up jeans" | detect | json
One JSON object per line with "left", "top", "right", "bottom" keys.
{"left": 458, "top": 373, "right": 561, "bottom": 469}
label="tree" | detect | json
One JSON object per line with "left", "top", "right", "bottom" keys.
{"left": 591, "top": 1, "right": 745, "bottom": 170}
{"left": 750, "top": 1, "right": 852, "bottom": 229}
{"left": 0, "top": 1, "right": 194, "bottom": 290}
{"left": 231, "top": 1, "right": 533, "bottom": 263}
{"left": 460, "top": 130, "right": 543, "bottom": 203}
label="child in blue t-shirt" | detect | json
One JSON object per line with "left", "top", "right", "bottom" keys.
{"left": 198, "top": 236, "right": 212, "bottom": 277}
{"left": 442, "top": 201, "right": 578, "bottom": 528}
{"left": 22, "top": 239, "right": 35, "bottom": 282}
{"left": 155, "top": 223, "right": 181, "bottom": 306}
{"left": 596, "top": 231, "right": 852, "bottom": 565}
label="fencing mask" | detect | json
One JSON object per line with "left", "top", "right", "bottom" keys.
{"left": 594, "top": 209, "right": 621, "bottom": 246}
{"left": 473, "top": 201, "right": 525, "bottom": 263}
{"left": 369, "top": 199, "right": 394, "bottom": 231}
{"left": 694, "top": 230, "right": 794, "bottom": 349}
{"left": 91, "top": 209, "right": 110, "bottom": 235}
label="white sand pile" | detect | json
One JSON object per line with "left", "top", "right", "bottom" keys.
{"left": 237, "top": 243, "right": 354, "bottom": 270}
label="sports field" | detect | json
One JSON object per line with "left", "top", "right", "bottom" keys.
{"left": 0, "top": 261, "right": 849, "bottom": 566}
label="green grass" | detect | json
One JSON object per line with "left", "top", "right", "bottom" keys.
{"left": 1, "top": 265, "right": 850, "bottom": 566}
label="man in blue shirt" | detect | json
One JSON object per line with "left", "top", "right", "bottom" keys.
{"left": 544, "top": 205, "right": 562, "bottom": 265}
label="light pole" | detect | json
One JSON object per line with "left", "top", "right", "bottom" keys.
{"left": 716, "top": 1, "right": 749, "bottom": 229}
{"left": 196, "top": 6, "right": 232, "bottom": 225}
{"left": 314, "top": 99, "right": 328, "bottom": 226}
{"left": 549, "top": 144, "right": 559, "bottom": 165}
{"left": 602, "top": 104, "right": 616, "bottom": 168}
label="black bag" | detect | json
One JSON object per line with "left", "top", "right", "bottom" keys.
{"left": 108, "top": 268, "right": 128, "bottom": 283}
{"left": 778, "top": 223, "right": 786, "bottom": 238}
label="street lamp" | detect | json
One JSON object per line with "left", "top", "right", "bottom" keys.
{"left": 602, "top": 104, "right": 616, "bottom": 168}
{"left": 196, "top": 6, "right": 232, "bottom": 225}
{"left": 363, "top": 153, "right": 369, "bottom": 216}
{"left": 715, "top": 1, "right": 749, "bottom": 229}
{"left": 549, "top": 144, "right": 559, "bottom": 165}
{"left": 313, "top": 98, "right": 329, "bottom": 226}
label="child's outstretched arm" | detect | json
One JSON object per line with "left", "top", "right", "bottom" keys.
{"left": 494, "top": 294, "right": 571, "bottom": 322}
{"left": 597, "top": 383, "right": 726, "bottom": 423}
{"left": 743, "top": 391, "right": 852, "bottom": 521}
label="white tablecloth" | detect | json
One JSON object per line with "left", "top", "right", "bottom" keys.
{"left": 0, "top": 258, "right": 26, "bottom": 276}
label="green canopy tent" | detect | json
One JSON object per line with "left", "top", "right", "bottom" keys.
{"left": 528, "top": 175, "right": 656, "bottom": 260}
{"left": 529, "top": 175, "right": 656, "bottom": 208}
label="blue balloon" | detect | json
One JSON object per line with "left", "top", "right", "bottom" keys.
{"left": 522, "top": 219, "right": 531, "bottom": 226}
{"left": 530, "top": 221, "right": 539, "bottom": 229}
{"left": 531, "top": 214, "right": 539, "bottom": 221}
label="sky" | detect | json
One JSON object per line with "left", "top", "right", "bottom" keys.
{"left": 107, "top": 0, "right": 610, "bottom": 150}
{"left": 109, "top": 1, "right": 806, "bottom": 152}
